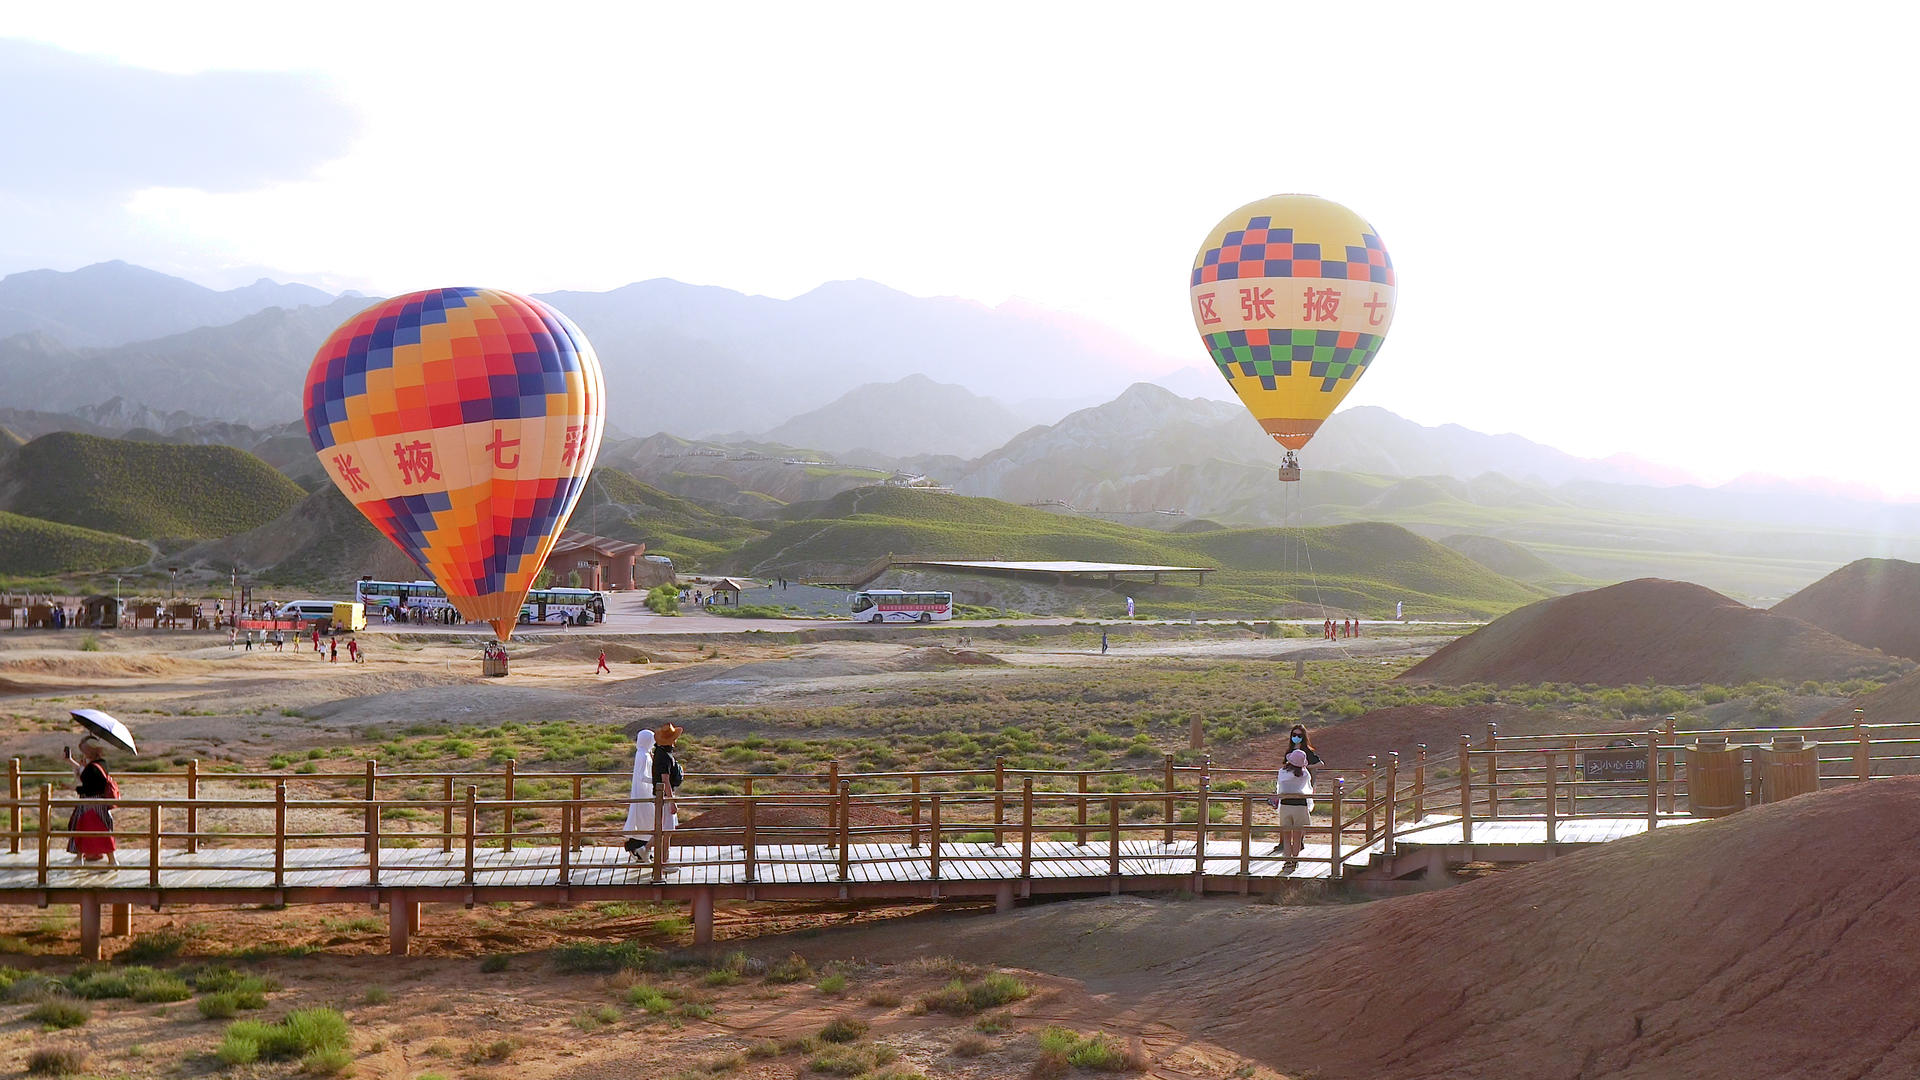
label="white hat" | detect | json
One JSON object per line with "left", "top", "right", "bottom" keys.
{"left": 1285, "top": 749, "right": 1308, "bottom": 768}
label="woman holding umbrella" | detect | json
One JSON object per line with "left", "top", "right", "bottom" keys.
{"left": 64, "top": 738, "right": 118, "bottom": 865}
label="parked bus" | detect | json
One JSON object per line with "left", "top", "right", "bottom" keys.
{"left": 354, "top": 579, "right": 606, "bottom": 625}
{"left": 849, "top": 589, "right": 954, "bottom": 623}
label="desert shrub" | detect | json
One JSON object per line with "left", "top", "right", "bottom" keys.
{"left": 302, "top": 1046, "right": 354, "bottom": 1075}
{"left": 118, "top": 927, "right": 197, "bottom": 963}
{"left": 28, "top": 999, "right": 90, "bottom": 1029}
{"left": 191, "top": 967, "right": 278, "bottom": 995}
{"left": 1035, "top": 1027, "right": 1144, "bottom": 1072}
{"left": 645, "top": 586, "right": 680, "bottom": 615}
{"left": 951, "top": 1032, "right": 993, "bottom": 1057}
{"left": 819, "top": 1015, "right": 869, "bottom": 1043}
{"left": 809, "top": 1043, "right": 898, "bottom": 1076}
{"left": 480, "top": 954, "right": 510, "bottom": 973}
{"left": 765, "top": 953, "right": 814, "bottom": 983}
{"left": 678, "top": 1000, "right": 715, "bottom": 1019}
{"left": 922, "top": 972, "right": 1031, "bottom": 1015}
{"left": 361, "top": 986, "right": 391, "bottom": 1005}
{"left": 25, "top": 1047, "right": 88, "bottom": 1076}
{"left": 864, "top": 989, "right": 903, "bottom": 1008}
{"left": 572, "top": 1004, "right": 620, "bottom": 1031}
{"left": 816, "top": 972, "right": 849, "bottom": 995}
{"left": 626, "top": 983, "right": 674, "bottom": 1014}
{"left": 702, "top": 968, "right": 741, "bottom": 987}
{"left": 553, "top": 941, "right": 659, "bottom": 974}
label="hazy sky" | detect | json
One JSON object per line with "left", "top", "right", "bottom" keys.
{"left": 3, "top": 4, "right": 1915, "bottom": 492}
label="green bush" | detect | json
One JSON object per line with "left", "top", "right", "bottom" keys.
{"left": 191, "top": 967, "right": 278, "bottom": 995}
{"left": 480, "top": 954, "right": 510, "bottom": 973}
{"left": 645, "top": 585, "right": 680, "bottom": 615}
{"left": 301, "top": 1047, "right": 354, "bottom": 1075}
{"left": 765, "top": 953, "right": 814, "bottom": 984}
{"left": 118, "top": 928, "right": 198, "bottom": 963}
{"left": 816, "top": 972, "right": 849, "bottom": 995}
{"left": 625, "top": 983, "right": 673, "bottom": 1014}
{"left": 1036, "top": 1026, "right": 1144, "bottom": 1071}
{"left": 197, "top": 989, "right": 267, "bottom": 1019}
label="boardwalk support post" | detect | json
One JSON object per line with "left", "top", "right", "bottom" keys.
{"left": 1020, "top": 778, "right": 1033, "bottom": 881}
{"left": 837, "top": 782, "right": 851, "bottom": 882}
{"left": 1075, "top": 773, "right": 1089, "bottom": 846}
{"left": 1856, "top": 713, "right": 1870, "bottom": 782}
{"left": 1238, "top": 792, "right": 1253, "bottom": 886}
{"left": 1383, "top": 753, "right": 1399, "bottom": 858}
{"left": 1663, "top": 716, "right": 1678, "bottom": 813}
{"left": 274, "top": 783, "right": 287, "bottom": 889}
{"left": 37, "top": 785, "right": 50, "bottom": 887}
{"left": 1162, "top": 755, "right": 1177, "bottom": 846}
{"left": 993, "top": 758, "right": 1006, "bottom": 847}
{"left": 111, "top": 903, "right": 131, "bottom": 938}
{"left": 80, "top": 895, "right": 101, "bottom": 961}
{"left": 743, "top": 795, "right": 757, "bottom": 883}
{"left": 1545, "top": 751, "right": 1558, "bottom": 845}
{"left": 825, "top": 760, "right": 840, "bottom": 849}
{"left": 502, "top": 759, "right": 516, "bottom": 853}
{"left": 929, "top": 795, "right": 942, "bottom": 881}
{"left": 994, "top": 881, "right": 1014, "bottom": 914}
{"left": 8, "top": 758, "right": 19, "bottom": 854}
{"left": 692, "top": 888, "right": 714, "bottom": 945}
{"left": 388, "top": 890, "right": 409, "bottom": 957}
{"left": 463, "top": 786, "right": 477, "bottom": 887}
{"left": 909, "top": 775, "right": 921, "bottom": 848}
{"left": 1413, "top": 745, "right": 1427, "bottom": 822}
{"left": 442, "top": 776, "right": 455, "bottom": 854}
{"left": 1194, "top": 779, "right": 1210, "bottom": 881}
{"left": 364, "top": 761, "right": 377, "bottom": 855}
{"left": 1485, "top": 722, "right": 1500, "bottom": 818}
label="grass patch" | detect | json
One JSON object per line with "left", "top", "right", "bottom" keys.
{"left": 572, "top": 1004, "right": 621, "bottom": 1031}
{"left": 765, "top": 953, "right": 814, "bottom": 984}
{"left": 197, "top": 988, "right": 267, "bottom": 1019}
{"left": 922, "top": 972, "right": 1031, "bottom": 1015}
{"left": 27, "top": 999, "right": 90, "bottom": 1029}
{"left": 816, "top": 971, "right": 849, "bottom": 995}
{"left": 118, "top": 927, "right": 199, "bottom": 963}
{"left": 865, "top": 989, "right": 903, "bottom": 1008}
{"left": 66, "top": 964, "right": 190, "bottom": 1001}
{"left": 819, "top": 1015, "right": 869, "bottom": 1043}
{"left": 808, "top": 1043, "right": 898, "bottom": 1076}
{"left": 626, "top": 983, "right": 675, "bottom": 1014}
{"left": 218, "top": 1006, "right": 350, "bottom": 1065}
{"left": 25, "top": 1047, "right": 88, "bottom": 1076}
{"left": 480, "top": 953, "right": 510, "bottom": 973}
{"left": 361, "top": 986, "right": 391, "bottom": 1005}
{"left": 553, "top": 940, "right": 660, "bottom": 974}
{"left": 1036, "top": 1026, "right": 1146, "bottom": 1072}
{"left": 951, "top": 1032, "right": 993, "bottom": 1057}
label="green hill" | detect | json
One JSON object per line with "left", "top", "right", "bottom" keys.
{"left": 1441, "top": 534, "right": 1567, "bottom": 582}
{"left": 568, "top": 469, "right": 767, "bottom": 570}
{"left": 1, "top": 432, "right": 305, "bottom": 540}
{"left": 729, "top": 487, "right": 1544, "bottom": 618}
{"left": 0, "top": 511, "right": 150, "bottom": 576}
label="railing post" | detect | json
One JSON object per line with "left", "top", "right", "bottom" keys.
{"left": 650, "top": 788, "right": 667, "bottom": 883}
{"left": 570, "top": 775, "right": 584, "bottom": 851}
{"left": 367, "top": 790, "right": 381, "bottom": 886}
{"left": 1194, "top": 779, "right": 1210, "bottom": 878}
{"left": 742, "top": 791, "right": 757, "bottom": 883}
{"left": 363, "top": 760, "right": 377, "bottom": 855}
{"left": 909, "top": 775, "right": 921, "bottom": 848}
{"left": 1161, "top": 754, "right": 1176, "bottom": 846}
{"left": 1364, "top": 755, "right": 1377, "bottom": 841}
{"left": 442, "top": 776, "right": 455, "bottom": 854}
{"left": 558, "top": 794, "right": 572, "bottom": 886}
{"left": 1020, "top": 777, "right": 1034, "bottom": 880}
{"left": 928, "top": 794, "right": 942, "bottom": 881}
{"left": 1646, "top": 730, "right": 1660, "bottom": 830}
{"left": 1075, "top": 773, "right": 1089, "bottom": 846}
{"left": 1485, "top": 722, "right": 1500, "bottom": 818}
{"left": 1413, "top": 744, "right": 1427, "bottom": 822}
{"left": 274, "top": 783, "right": 287, "bottom": 888}
{"left": 1663, "top": 715, "right": 1677, "bottom": 812}
{"left": 149, "top": 800, "right": 161, "bottom": 889}
{"left": 36, "top": 784, "right": 49, "bottom": 887}
{"left": 1107, "top": 795, "right": 1120, "bottom": 879}
{"left": 1239, "top": 792, "right": 1253, "bottom": 880}
{"left": 185, "top": 759, "right": 200, "bottom": 854}
{"left": 1383, "top": 753, "right": 1399, "bottom": 857}
{"left": 1328, "top": 778, "right": 1344, "bottom": 881}
{"left": 992, "top": 757, "right": 1006, "bottom": 847}
{"left": 837, "top": 781, "right": 851, "bottom": 882}
{"left": 1544, "top": 752, "right": 1558, "bottom": 845}
{"left": 501, "top": 759, "right": 516, "bottom": 853}
{"left": 463, "top": 786, "right": 477, "bottom": 886}
{"left": 1856, "top": 711, "right": 1870, "bottom": 782}
{"left": 1459, "top": 735, "right": 1474, "bottom": 844}
{"left": 8, "top": 757, "right": 19, "bottom": 854}
{"left": 825, "top": 760, "right": 839, "bottom": 849}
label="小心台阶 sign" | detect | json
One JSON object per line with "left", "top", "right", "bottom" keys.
{"left": 1580, "top": 748, "right": 1649, "bottom": 781}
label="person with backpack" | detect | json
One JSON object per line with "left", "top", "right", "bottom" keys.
{"left": 64, "top": 738, "right": 118, "bottom": 865}
{"left": 622, "top": 725, "right": 684, "bottom": 866}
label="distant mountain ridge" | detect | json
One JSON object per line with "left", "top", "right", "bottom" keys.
{"left": 0, "top": 261, "right": 336, "bottom": 347}
{"left": 758, "top": 375, "right": 1034, "bottom": 459}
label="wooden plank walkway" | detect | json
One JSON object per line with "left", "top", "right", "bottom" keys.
{"left": 0, "top": 815, "right": 1703, "bottom": 894}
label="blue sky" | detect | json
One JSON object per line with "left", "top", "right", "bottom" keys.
{"left": 2, "top": 3, "right": 1915, "bottom": 493}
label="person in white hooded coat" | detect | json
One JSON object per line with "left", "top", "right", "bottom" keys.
{"left": 622, "top": 729, "right": 677, "bottom": 861}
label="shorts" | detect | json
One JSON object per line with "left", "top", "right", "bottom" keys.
{"left": 1276, "top": 802, "right": 1311, "bottom": 828}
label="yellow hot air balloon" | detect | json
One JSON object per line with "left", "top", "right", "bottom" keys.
{"left": 1190, "top": 195, "right": 1394, "bottom": 480}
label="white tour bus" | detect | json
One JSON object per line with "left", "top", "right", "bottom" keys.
{"left": 354, "top": 579, "right": 607, "bottom": 625}
{"left": 849, "top": 589, "right": 954, "bottom": 623}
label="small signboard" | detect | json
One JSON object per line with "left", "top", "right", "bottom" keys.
{"left": 1580, "top": 748, "right": 1649, "bottom": 782}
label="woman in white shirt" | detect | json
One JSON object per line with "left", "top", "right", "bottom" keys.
{"left": 1273, "top": 747, "right": 1315, "bottom": 864}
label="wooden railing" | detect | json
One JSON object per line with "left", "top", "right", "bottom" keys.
{"left": 5, "top": 714, "right": 1915, "bottom": 892}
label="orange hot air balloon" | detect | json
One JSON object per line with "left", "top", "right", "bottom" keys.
{"left": 303, "top": 288, "right": 606, "bottom": 639}
{"left": 1190, "top": 195, "right": 1394, "bottom": 479}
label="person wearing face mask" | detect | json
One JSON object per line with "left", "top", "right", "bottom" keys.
{"left": 1270, "top": 725, "right": 1323, "bottom": 865}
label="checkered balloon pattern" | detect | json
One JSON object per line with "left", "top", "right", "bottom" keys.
{"left": 303, "top": 288, "right": 605, "bottom": 639}
{"left": 1189, "top": 195, "right": 1395, "bottom": 452}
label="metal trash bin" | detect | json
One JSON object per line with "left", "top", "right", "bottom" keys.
{"left": 1756, "top": 734, "right": 1818, "bottom": 803}
{"left": 1686, "top": 735, "right": 1745, "bottom": 818}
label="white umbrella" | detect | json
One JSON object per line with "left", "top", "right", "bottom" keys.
{"left": 71, "top": 709, "right": 137, "bottom": 755}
